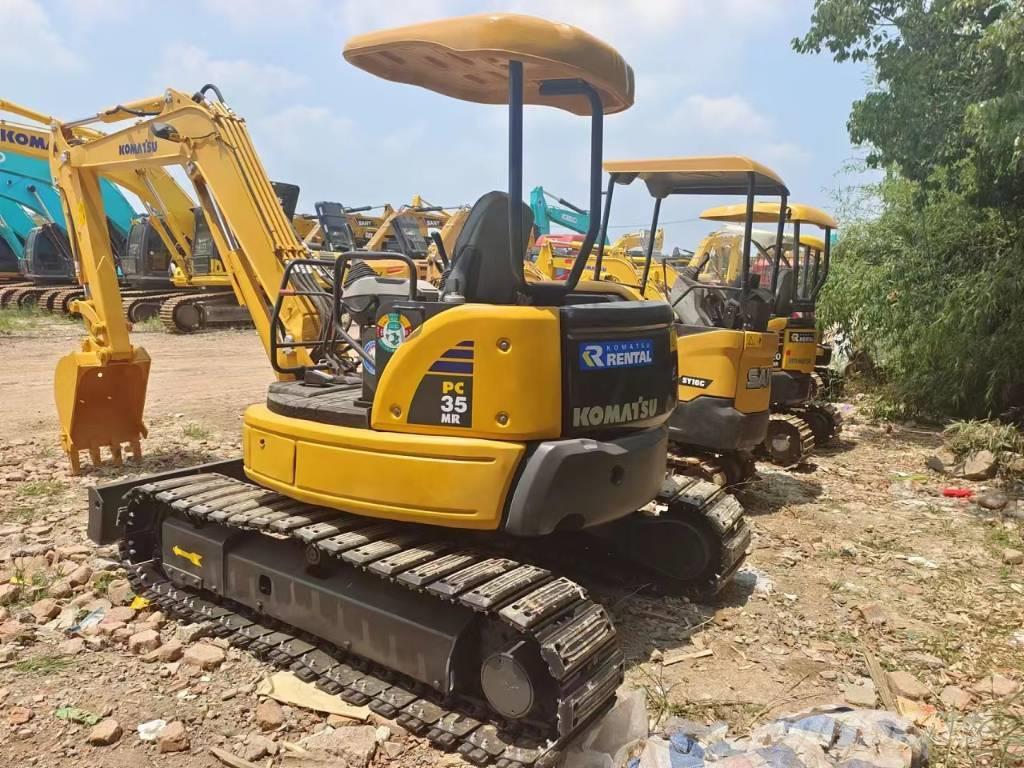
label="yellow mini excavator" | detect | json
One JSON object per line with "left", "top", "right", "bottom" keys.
{"left": 52, "top": 14, "right": 749, "bottom": 766}
{"left": 700, "top": 202, "right": 842, "bottom": 464}
{"left": 591, "top": 157, "right": 788, "bottom": 486}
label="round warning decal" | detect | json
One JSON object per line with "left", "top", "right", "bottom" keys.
{"left": 362, "top": 340, "right": 377, "bottom": 375}
{"left": 376, "top": 312, "right": 412, "bottom": 352}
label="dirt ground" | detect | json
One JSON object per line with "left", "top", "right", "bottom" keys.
{"left": 0, "top": 317, "right": 1021, "bottom": 767}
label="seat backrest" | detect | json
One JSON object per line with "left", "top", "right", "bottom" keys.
{"left": 774, "top": 268, "right": 795, "bottom": 316}
{"left": 444, "top": 191, "right": 533, "bottom": 305}
{"left": 669, "top": 274, "right": 714, "bottom": 327}
{"left": 315, "top": 201, "right": 356, "bottom": 252}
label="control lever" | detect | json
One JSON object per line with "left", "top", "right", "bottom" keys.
{"left": 430, "top": 231, "right": 450, "bottom": 269}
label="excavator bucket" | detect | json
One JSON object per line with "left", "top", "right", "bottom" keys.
{"left": 54, "top": 347, "right": 151, "bottom": 474}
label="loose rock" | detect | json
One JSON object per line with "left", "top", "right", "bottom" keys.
{"left": 183, "top": 642, "right": 225, "bottom": 670}
{"left": 857, "top": 602, "right": 889, "bottom": 626}
{"left": 977, "top": 491, "right": 1009, "bottom": 511}
{"left": 939, "top": 685, "right": 972, "bottom": 710}
{"left": 157, "top": 720, "right": 189, "bottom": 753}
{"left": 842, "top": 679, "right": 877, "bottom": 707}
{"left": 0, "top": 584, "right": 21, "bottom": 606}
{"left": 156, "top": 640, "right": 183, "bottom": 662}
{"left": 67, "top": 564, "right": 92, "bottom": 588}
{"left": 29, "top": 598, "right": 59, "bottom": 623}
{"left": 59, "top": 638, "right": 85, "bottom": 656}
{"left": 971, "top": 673, "right": 1020, "bottom": 698}
{"left": 887, "top": 671, "right": 931, "bottom": 700}
{"left": 127, "top": 628, "right": 161, "bottom": 654}
{"left": 8, "top": 706, "right": 33, "bottom": 725}
{"left": 1003, "top": 548, "right": 1024, "bottom": 565}
{"left": 256, "top": 698, "right": 285, "bottom": 731}
{"left": 297, "top": 725, "right": 378, "bottom": 767}
{"left": 963, "top": 449, "right": 997, "bottom": 480}
{"left": 87, "top": 718, "right": 122, "bottom": 746}
{"left": 176, "top": 621, "right": 213, "bottom": 644}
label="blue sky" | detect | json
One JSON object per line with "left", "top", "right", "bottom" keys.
{"left": 6, "top": 0, "right": 871, "bottom": 248}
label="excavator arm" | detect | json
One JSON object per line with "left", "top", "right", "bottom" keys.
{"left": 50, "top": 88, "right": 325, "bottom": 470}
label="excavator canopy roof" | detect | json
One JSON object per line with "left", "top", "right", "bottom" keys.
{"left": 343, "top": 13, "right": 635, "bottom": 115}
{"left": 700, "top": 201, "right": 838, "bottom": 229}
{"left": 720, "top": 225, "right": 828, "bottom": 251}
{"left": 602, "top": 156, "right": 789, "bottom": 197}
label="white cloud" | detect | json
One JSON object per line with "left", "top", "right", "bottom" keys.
{"left": 201, "top": 0, "right": 321, "bottom": 27}
{"left": 0, "top": 0, "right": 80, "bottom": 72}
{"left": 681, "top": 95, "right": 771, "bottom": 136}
{"left": 151, "top": 45, "right": 306, "bottom": 112}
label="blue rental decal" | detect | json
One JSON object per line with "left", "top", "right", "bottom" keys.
{"left": 363, "top": 340, "right": 376, "bottom": 375}
{"left": 579, "top": 339, "right": 654, "bottom": 370}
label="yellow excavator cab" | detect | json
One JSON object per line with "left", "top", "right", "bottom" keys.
{"left": 343, "top": 13, "right": 635, "bottom": 115}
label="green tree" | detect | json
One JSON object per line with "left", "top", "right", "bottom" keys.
{"left": 796, "top": 1, "right": 1024, "bottom": 418}
{"left": 795, "top": 0, "right": 1024, "bottom": 208}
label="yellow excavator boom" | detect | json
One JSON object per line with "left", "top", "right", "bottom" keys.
{"left": 50, "top": 88, "right": 324, "bottom": 470}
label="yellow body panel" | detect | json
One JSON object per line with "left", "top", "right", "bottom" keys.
{"left": 768, "top": 317, "right": 816, "bottom": 374}
{"left": 372, "top": 304, "right": 563, "bottom": 440}
{"left": 244, "top": 404, "right": 523, "bottom": 529}
{"left": 677, "top": 329, "right": 775, "bottom": 413}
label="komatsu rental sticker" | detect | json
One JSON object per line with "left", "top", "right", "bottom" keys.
{"left": 579, "top": 339, "right": 654, "bottom": 370}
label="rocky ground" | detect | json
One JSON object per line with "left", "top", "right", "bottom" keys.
{"left": 0, "top": 316, "right": 1021, "bottom": 767}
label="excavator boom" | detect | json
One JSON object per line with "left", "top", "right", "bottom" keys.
{"left": 50, "top": 89, "right": 323, "bottom": 470}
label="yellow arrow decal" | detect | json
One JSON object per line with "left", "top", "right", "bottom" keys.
{"left": 171, "top": 545, "right": 203, "bottom": 568}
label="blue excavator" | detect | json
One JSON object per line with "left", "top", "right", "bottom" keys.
{"left": 0, "top": 151, "right": 140, "bottom": 309}
{"left": 0, "top": 196, "right": 36, "bottom": 279}
{"left": 529, "top": 185, "right": 595, "bottom": 237}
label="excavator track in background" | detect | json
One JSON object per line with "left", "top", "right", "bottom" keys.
{"left": 593, "top": 475, "right": 751, "bottom": 596}
{"left": 121, "top": 472, "right": 625, "bottom": 768}
{"left": 795, "top": 401, "right": 843, "bottom": 447}
{"left": 158, "top": 291, "right": 250, "bottom": 334}
{"left": 668, "top": 450, "right": 757, "bottom": 489}
{"left": 123, "top": 291, "right": 190, "bottom": 324}
{"left": 761, "top": 413, "right": 815, "bottom": 467}
{"left": 40, "top": 286, "right": 77, "bottom": 313}
{"left": 0, "top": 282, "right": 32, "bottom": 306}
{"left": 2, "top": 285, "right": 51, "bottom": 308}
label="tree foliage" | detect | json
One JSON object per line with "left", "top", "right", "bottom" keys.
{"left": 796, "top": 0, "right": 1024, "bottom": 208}
{"left": 796, "top": 1, "right": 1024, "bottom": 418}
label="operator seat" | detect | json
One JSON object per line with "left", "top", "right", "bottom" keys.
{"left": 773, "top": 268, "right": 795, "bottom": 316}
{"left": 443, "top": 191, "right": 533, "bottom": 305}
{"left": 669, "top": 270, "right": 715, "bottom": 327}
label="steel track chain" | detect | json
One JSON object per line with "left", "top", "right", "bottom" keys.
{"left": 765, "top": 412, "right": 815, "bottom": 466}
{"left": 120, "top": 473, "right": 625, "bottom": 768}
{"left": 655, "top": 476, "right": 751, "bottom": 592}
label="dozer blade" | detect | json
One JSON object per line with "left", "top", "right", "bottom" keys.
{"left": 54, "top": 347, "right": 151, "bottom": 474}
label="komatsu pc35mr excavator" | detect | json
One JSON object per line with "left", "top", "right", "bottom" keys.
{"left": 50, "top": 14, "right": 749, "bottom": 766}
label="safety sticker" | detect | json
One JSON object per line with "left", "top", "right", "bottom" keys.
{"left": 376, "top": 312, "right": 412, "bottom": 352}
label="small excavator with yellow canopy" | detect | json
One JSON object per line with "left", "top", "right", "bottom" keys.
{"left": 699, "top": 201, "right": 842, "bottom": 464}
{"left": 591, "top": 157, "right": 788, "bottom": 486}
{"left": 52, "top": 14, "right": 750, "bottom": 766}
